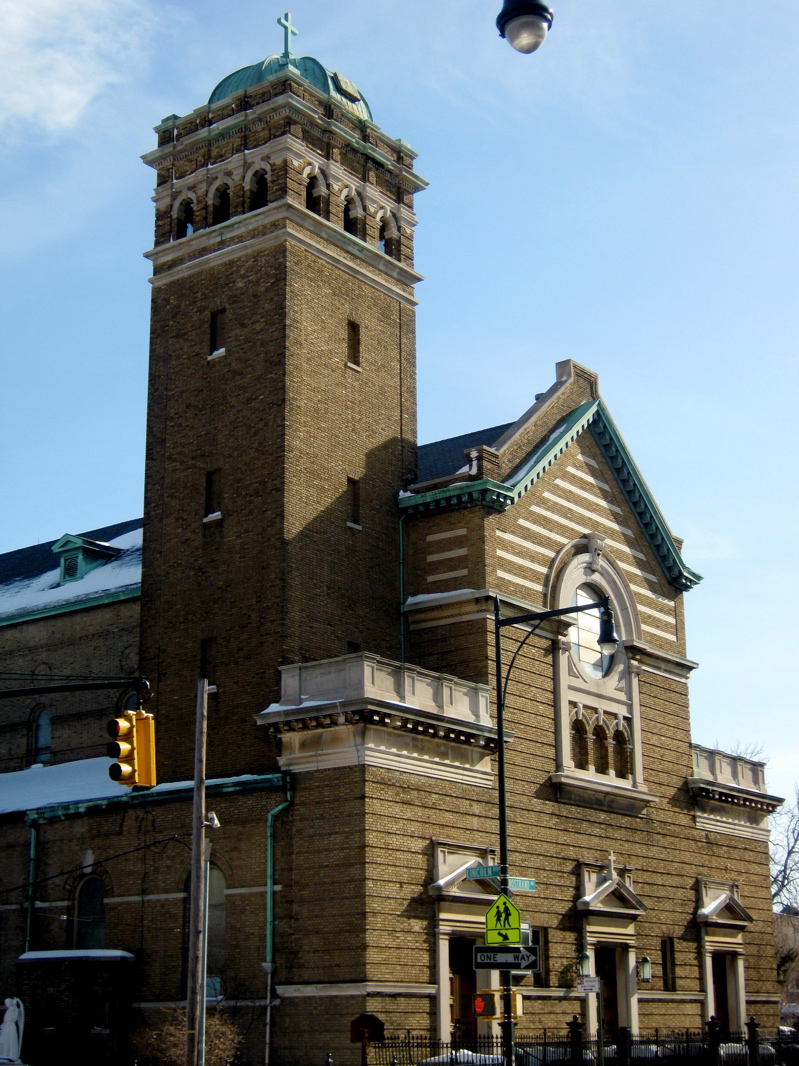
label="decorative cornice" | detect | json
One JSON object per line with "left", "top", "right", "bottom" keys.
{"left": 260, "top": 700, "right": 498, "bottom": 749}
{"left": 145, "top": 67, "right": 424, "bottom": 178}
{"left": 588, "top": 404, "right": 702, "bottom": 591}
{"left": 146, "top": 202, "right": 421, "bottom": 306}
{"left": 398, "top": 479, "right": 515, "bottom": 517}
{"left": 687, "top": 777, "right": 783, "bottom": 814}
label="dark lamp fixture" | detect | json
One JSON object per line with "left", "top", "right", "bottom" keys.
{"left": 638, "top": 956, "right": 653, "bottom": 983}
{"left": 578, "top": 950, "right": 591, "bottom": 978}
{"left": 598, "top": 599, "right": 620, "bottom": 657}
{"left": 496, "top": 0, "right": 554, "bottom": 53}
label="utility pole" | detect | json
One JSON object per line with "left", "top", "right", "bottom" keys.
{"left": 185, "top": 679, "right": 208, "bottom": 1066}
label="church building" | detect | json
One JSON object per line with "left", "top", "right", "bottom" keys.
{"left": 0, "top": 16, "right": 782, "bottom": 1066}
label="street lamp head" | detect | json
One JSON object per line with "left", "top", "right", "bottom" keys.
{"left": 578, "top": 950, "right": 591, "bottom": 977}
{"left": 597, "top": 599, "right": 620, "bottom": 657}
{"left": 496, "top": 0, "right": 554, "bottom": 53}
{"left": 638, "top": 956, "right": 653, "bottom": 983}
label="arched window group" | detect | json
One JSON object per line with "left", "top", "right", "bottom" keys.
{"left": 171, "top": 166, "right": 402, "bottom": 258}
{"left": 570, "top": 713, "right": 630, "bottom": 780}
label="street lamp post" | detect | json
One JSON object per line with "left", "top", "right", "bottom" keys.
{"left": 493, "top": 594, "right": 618, "bottom": 1066}
{"left": 496, "top": 0, "right": 554, "bottom": 53}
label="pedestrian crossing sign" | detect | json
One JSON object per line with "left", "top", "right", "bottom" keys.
{"left": 484, "top": 893, "right": 522, "bottom": 945}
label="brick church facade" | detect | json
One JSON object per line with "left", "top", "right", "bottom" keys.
{"left": 0, "top": 20, "right": 783, "bottom": 1066}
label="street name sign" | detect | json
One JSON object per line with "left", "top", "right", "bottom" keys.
{"left": 484, "top": 893, "right": 522, "bottom": 944}
{"left": 506, "top": 877, "right": 537, "bottom": 893}
{"left": 474, "top": 946, "right": 540, "bottom": 971}
{"left": 465, "top": 865, "right": 501, "bottom": 880}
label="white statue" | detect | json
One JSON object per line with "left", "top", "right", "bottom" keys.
{"left": 0, "top": 998, "right": 24, "bottom": 1064}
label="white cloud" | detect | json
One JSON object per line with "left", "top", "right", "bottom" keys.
{"left": 0, "top": 0, "right": 157, "bottom": 135}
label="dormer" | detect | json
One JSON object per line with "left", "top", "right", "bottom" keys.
{"left": 51, "top": 535, "right": 122, "bottom": 585}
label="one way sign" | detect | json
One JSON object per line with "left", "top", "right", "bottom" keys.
{"left": 473, "top": 946, "right": 540, "bottom": 972}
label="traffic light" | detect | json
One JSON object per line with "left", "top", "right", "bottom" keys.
{"left": 107, "top": 709, "right": 156, "bottom": 787}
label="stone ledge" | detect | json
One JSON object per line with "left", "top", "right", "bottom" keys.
{"left": 550, "top": 771, "right": 658, "bottom": 816}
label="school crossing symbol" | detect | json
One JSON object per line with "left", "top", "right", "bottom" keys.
{"left": 484, "top": 893, "right": 522, "bottom": 945}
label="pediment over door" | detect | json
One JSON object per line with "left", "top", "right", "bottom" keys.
{"left": 428, "top": 840, "right": 500, "bottom": 904}
{"left": 577, "top": 879, "right": 647, "bottom": 919}
{"left": 577, "top": 856, "right": 646, "bottom": 921}
{"left": 696, "top": 880, "right": 753, "bottom": 929}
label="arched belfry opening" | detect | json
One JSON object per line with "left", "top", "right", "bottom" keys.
{"left": 250, "top": 171, "right": 269, "bottom": 211}
{"left": 211, "top": 185, "right": 231, "bottom": 226}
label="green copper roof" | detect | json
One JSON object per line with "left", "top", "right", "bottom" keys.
{"left": 209, "top": 14, "right": 373, "bottom": 120}
{"left": 208, "top": 54, "right": 373, "bottom": 121}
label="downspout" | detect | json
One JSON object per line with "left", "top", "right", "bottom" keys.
{"left": 264, "top": 774, "right": 294, "bottom": 1066}
{"left": 25, "top": 822, "right": 38, "bottom": 953}
{"left": 399, "top": 510, "right": 406, "bottom": 663}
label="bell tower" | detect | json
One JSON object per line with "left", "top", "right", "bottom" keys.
{"left": 139, "top": 16, "right": 426, "bottom": 779}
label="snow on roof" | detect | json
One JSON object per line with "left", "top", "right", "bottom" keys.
{"left": 0, "top": 757, "right": 125, "bottom": 813}
{"left": 19, "top": 949, "right": 135, "bottom": 961}
{"left": 0, "top": 756, "right": 276, "bottom": 815}
{"left": 0, "top": 526, "right": 141, "bottom": 623}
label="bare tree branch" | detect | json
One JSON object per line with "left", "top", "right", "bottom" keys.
{"left": 772, "top": 787, "right": 799, "bottom": 910}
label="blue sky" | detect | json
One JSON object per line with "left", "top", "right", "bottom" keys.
{"left": 1, "top": 0, "right": 797, "bottom": 798}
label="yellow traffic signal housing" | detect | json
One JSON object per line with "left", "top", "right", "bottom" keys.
{"left": 134, "top": 711, "right": 156, "bottom": 787}
{"left": 107, "top": 710, "right": 156, "bottom": 787}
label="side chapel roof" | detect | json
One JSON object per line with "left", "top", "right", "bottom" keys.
{"left": 0, "top": 519, "right": 142, "bottom": 627}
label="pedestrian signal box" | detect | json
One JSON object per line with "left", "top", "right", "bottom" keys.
{"left": 472, "top": 991, "right": 522, "bottom": 1020}
{"left": 473, "top": 992, "right": 498, "bottom": 1018}
{"left": 107, "top": 709, "right": 156, "bottom": 787}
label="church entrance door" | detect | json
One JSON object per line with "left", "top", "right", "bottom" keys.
{"left": 595, "top": 945, "right": 620, "bottom": 1037}
{"left": 449, "top": 937, "right": 477, "bottom": 1041}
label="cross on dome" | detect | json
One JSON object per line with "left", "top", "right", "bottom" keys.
{"left": 277, "top": 11, "right": 298, "bottom": 59}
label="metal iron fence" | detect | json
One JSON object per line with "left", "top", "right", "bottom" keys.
{"left": 369, "top": 1020, "right": 799, "bottom": 1066}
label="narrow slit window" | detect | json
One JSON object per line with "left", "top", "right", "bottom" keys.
{"left": 209, "top": 309, "right": 227, "bottom": 355}
{"left": 200, "top": 636, "right": 217, "bottom": 687}
{"left": 592, "top": 726, "right": 609, "bottom": 775}
{"left": 205, "top": 469, "right": 222, "bottom": 516}
{"left": 347, "top": 478, "right": 361, "bottom": 526}
{"left": 571, "top": 720, "right": 588, "bottom": 770}
{"left": 613, "top": 730, "right": 630, "bottom": 778}
{"left": 347, "top": 321, "right": 361, "bottom": 367}
{"left": 32, "top": 708, "right": 52, "bottom": 765}
{"left": 661, "top": 937, "right": 677, "bottom": 992}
